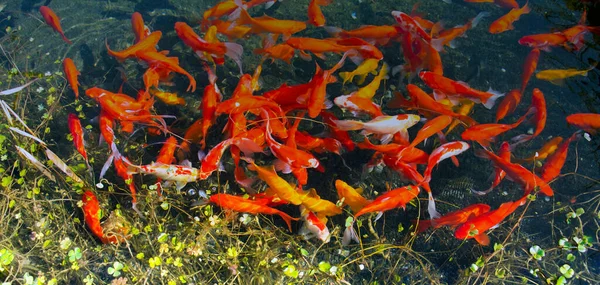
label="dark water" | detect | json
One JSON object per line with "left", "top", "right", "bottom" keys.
{"left": 1, "top": 0, "right": 600, "bottom": 284}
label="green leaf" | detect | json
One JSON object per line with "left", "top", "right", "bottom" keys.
{"left": 318, "top": 261, "right": 331, "bottom": 273}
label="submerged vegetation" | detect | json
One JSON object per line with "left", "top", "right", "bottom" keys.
{"left": 0, "top": 0, "right": 600, "bottom": 284}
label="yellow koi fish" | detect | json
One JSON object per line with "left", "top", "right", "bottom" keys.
{"left": 536, "top": 64, "right": 596, "bottom": 85}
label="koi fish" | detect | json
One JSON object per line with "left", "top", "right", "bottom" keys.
{"left": 82, "top": 190, "right": 125, "bottom": 244}
{"left": 566, "top": 113, "right": 600, "bottom": 133}
{"left": 307, "top": 0, "right": 333, "bottom": 27}
{"left": 199, "top": 66, "right": 223, "bottom": 149}
{"left": 419, "top": 71, "right": 504, "bottom": 109}
{"left": 461, "top": 115, "right": 526, "bottom": 147}
{"left": 209, "top": 193, "right": 298, "bottom": 231}
{"left": 198, "top": 137, "right": 264, "bottom": 180}
{"left": 236, "top": 8, "right": 307, "bottom": 40}
{"left": 335, "top": 179, "right": 371, "bottom": 213}
{"left": 521, "top": 48, "right": 540, "bottom": 92}
{"left": 67, "top": 114, "right": 88, "bottom": 163}
{"left": 454, "top": 197, "right": 526, "bottom": 245}
{"left": 305, "top": 54, "right": 347, "bottom": 118}
{"left": 298, "top": 188, "right": 342, "bottom": 217}
{"left": 431, "top": 12, "right": 489, "bottom": 51}
{"left": 473, "top": 141, "right": 511, "bottom": 195}
{"left": 408, "top": 115, "right": 453, "bottom": 148}
{"left": 149, "top": 88, "right": 186, "bottom": 105}
{"left": 511, "top": 88, "right": 546, "bottom": 145}
{"left": 131, "top": 12, "right": 151, "bottom": 43}
{"left": 63, "top": 58, "right": 80, "bottom": 99}
{"left": 416, "top": 203, "right": 491, "bottom": 233}
{"left": 245, "top": 160, "right": 306, "bottom": 205}
{"left": 515, "top": 137, "right": 563, "bottom": 164}
{"left": 535, "top": 64, "right": 596, "bottom": 85}
{"left": 106, "top": 31, "right": 161, "bottom": 62}
{"left": 518, "top": 33, "right": 568, "bottom": 51}
{"left": 489, "top": 2, "right": 530, "bottom": 34}
{"left": 298, "top": 210, "right": 330, "bottom": 242}
{"left": 541, "top": 132, "right": 579, "bottom": 182}
{"left": 333, "top": 114, "right": 420, "bottom": 144}
{"left": 338, "top": 58, "right": 380, "bottom": 85}
{"left": 136, "top": 50, "right": 197, "bottom": 92}
{"left": 423, "top": 141, "right": 470, "bottom": 184}
{"left": 334, "top": 63, "right": 387, "bottom": 117}
{"left": 495, "top": 89, "right": 522, "bottom": 122}
{"left": 39, "top": 6, "right": 71, "bottom": 44}
{"left": 324, "top": 25, "right": 399, "bottom": 46}
{"left": 463, "top": 0, "right": 519, "bottom": 9}
{"left": 354, "top": 185, "right": 420, "bottom": 220}
{"left": 476, "top": 148, "right": 554, "bottom": 196}
{"left": 174, "top": 22, "right": 244, "bottom": 73}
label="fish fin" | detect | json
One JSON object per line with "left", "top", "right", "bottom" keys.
{"left": 470, "top": 11, "right": 490, "bottom": 28}
{"left": 427, "top": 192, "right": 441, "bottom": 219}
{"left": 299, "top": 50, "right": 312, "bottom": 61}
{"left": 277, "top": 211, "right": 299, "bottom": 232}
{"left": 483, "top": 88, "right": 505, "bottom": 109}
{"left": 374, "top": 211, "right": 384, "bottom": 222}
{"left": 274, "top": 159, "right": 293, "bottom": 174}
{"left": 175, "top": 181, "right": 187, "bottom": 191}
{"left": 448, "top": 40, "right": 458, "bottom": 49}
{"left": 225, "top": 42, "right": 244, "bottom": 74}
{"left": 549, "top": 79, "right": 565, "bottom": 86}
{"left": 323, "top": 26, "right": 342, "bottom": 37}
{"left": 430, "top": 38, "right": 445, "bottom": 52}
{"left": 332, "top": 119, "right": 364, "bottom": 131}
{"left": 342, "top": 225, "right": 359, "bottom": 246}
{"left": 100, "top": 154, "right": 115, "bottom": 180}
{"left": 474, "top": 233, "right": 490, "bottom": 246}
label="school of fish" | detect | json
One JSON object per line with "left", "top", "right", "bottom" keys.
{"left": 36, "top": 0, "right": 600, "bottom": 246}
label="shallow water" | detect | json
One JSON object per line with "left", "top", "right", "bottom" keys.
{"left": 1, "top": 0, "right": 600, "bottom": 284}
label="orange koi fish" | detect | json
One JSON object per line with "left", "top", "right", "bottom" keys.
{"left": 518, "top": 33, "right": 568, "bottom": 51}
{"left": 179, "top": 119, "right": 204, "bottom": 155}
{"left": 541, "top": 132, "right": 579, "bottom": 182}
{"left": 202, "top": 0, "right": 240, "bottom": 26}
{"left": 566, "top": 113, "right": 600, "bottom": 133}
{"left": 416, "top": 203, "right": 491, "bottom": 233}
{"left": 307, "top": 0, "right": 333, "bottom": 27}
{"left": 408, "top": 115, "right": 453, "bottom": 148}
{"left": 354, "top": 185, "right": 420, "bottom": 219}
{"left": 299, "top": 210, "right": 330, "bottom": 242}
{"left": 431, "top": 12, "right": 489, "bottom": 51}
{"left": 335, "top": 180, "right": 371, "bottom": 213}
{"left": 39, "top": 6, "right": 71, "bottom": 44}
{"left": 454, "top": 197, "right": 526, "bottom": 246}
{"left": 131, "top": 12, "right": 150, "bottom": 43}
{"left": 489, "top": 2, "right": 530, "bottom": 34}
{"left": 325, "top": 25, "right": 399, "bottom": 46}
{"left": 212, "top": 19, "right": 252, "bottom": 39}
{"left": 82, "top": 190, "right": 124, "bottom": 244}
{"left": 106, "top": 31, "right": 161, "bottom": 62}
{"left": 68, "top": 114, "right": 88, "bottom": 163}
{"left": 511, "top": 88, "right": 546, "bottom": 145}
{"left": 495, "top": 89, "right": 522, "bottom": 122}
{"left": 209, "top": 193, "right": 298, "bottom": 231}
{"left": 461, "top": 115, "right": 526, "bottom": 147}
{"left": 520, "top": 48, "right": 540, "bottom": 92}
{"left": 305, "top": 54, "right": 347, "bottom": 118}
{"left": 473, "top": 141, "right": 511, "bottom": 195}
{"left": 515, "top": 136, "right": 563, "bottom": 163}
{"left": 113, "top": 156, "right": 139, "bottom": 207}
{"left": 136, "top": 50, "right": 197, "bottom": 92}
{"left": 285, "top": 37, "right": 349, "bottom": 60}
{"left": 419, "top": 71, "right": 504, "bottom": 109}
{"left": 333, "top": 114, "right": 420, "bottom": 144}
{"left": 237, "top": 9, "right": 307, "bottom": 40}
{"left": 198, "top": 137, "right": 263, "bottom": 179}
{"left": 175, "top": 22, "right": 244, "bottom": 73}
{"left": 149, "top": 88, "right": 186, "bottom": 105}
{"left": 476, "top": 149, "right": 554, "bottom": 196}
{"left": 216, "top": 96, "right": 280, "bottom": 116}
{"left": 293, "top": 131, "right": 343, "bottom": 155}
{"left": 199, "top": 66, "right": 223, "bottom": 149}
{"left": 254, "top": 35, "right": 295, "bottom": 63}
{"left": 387, "top": 86, "right": 477, "bottom": 127}
{"left": 63, "top": 58, "right": 80, "bottom": 99}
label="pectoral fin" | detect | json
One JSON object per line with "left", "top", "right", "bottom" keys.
{"left": 474, "top": 233, "right": 490, "bottom": 246}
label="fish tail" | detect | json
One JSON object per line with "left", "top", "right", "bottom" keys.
{"left": 521, "top": 2, "right": 531, "bottom": 14}
{"left": 414, "top": 219, "right": 433, "bottom": 233}
{"left": 342, "top": 225, "right": 359, "bottom": 246}
{"left": 470, "top": 11, "right": 490, "bottom": 29}
{"left": 427, "top": 192, "right": 441, "bottom": 219}
{"left": 338, "top": 71, "right": 353, "bottom": 85}
{"left": 332, "top": 119, "right": 364, "bottom": 131}
{"left": 483, "top": 88, "right": 505, "bottom": 110}
{"left": 227, "top": 0, "right": 246, "bottom": 21}
{"left": 225, "top": 42, "right": 244, "bottom": 74}
{"left": 323, "top": 26, "right": 343, "bottom": 37}
{"left": 277, "top": 211, "right": 299, "bottom": 232}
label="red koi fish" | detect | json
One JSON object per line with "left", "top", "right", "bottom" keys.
{"left": 473, "top": 141, "right": 511, "bottom": 195}
{"left": 541, "top": 132, "right": 580, "bottom": 182}
{"left": 198, "top": 137, "right": 264, "bottom": 179}
{"left": 476, "top": 148, "right": 554, "bottom": 196}
{"left": 495, "top": 89, "right": 522, "bottom": 122}
{"left": 431, "top": 12, "right": 489, "bottom": 51}
{"left": 454, "top": 197, "right": 526, "bottom": 245}
{"left": 464, "top": 0, "right": 519, "bottom": 9}
{"left": 518, "top": 33, "right": 568, "bottom": 51}
{"left": 566, "top": 113, "right": 600, "bottom": 134}
{"left": 299, "top": 210, "right": 330, "bottom": 242}
{"left": 307, "top": 0, "right": 333, "bottom": 27}
{"left": 511, "top": 88, "right": 546, "bottom": 145}
{"left": 67, "top": 114, "right": 88, "bottom": 163}
{"left": 136, "top": 50, "right": 197, "bottom": 92}
{"left": 521, "top": 48, "right": 540, "bottom": 92}
{"left": 106, "top": 31, "right": 161, "bottom": 62}
{"left": 209, "top": 193, "right": 298, "bottom": 231}
{"left": 416, "top": 203, "right": 491, "bottom": 233}
{"left": 63, "top": 58, "right": 80, "bottom": 99}
{"left": 82, "top": 190, "right": 124, "bottom": 244}
{"left": 131, "top": 12, "right": 151, "bottom": 43}
{"left": 489, "top": 3, "right": 530, "bottom": 34}
{"left": 199, "top": 66, "right": 223, "bottom": 149}
{"left": 321, "top": 111, "right": 355, "bottom": 151}
{"left": 39, "top": 6, "right": 71, "bottom": 44}
{"left": 461, "top": 115, "right": 526, "bottom": 147}
{"left": 420, "top": 71, "right": 504, "bottom": 109}
{"left": 408, "top": 115, "right": 453, "bottom": 148}
{"left": 423, "top": 141, "right": 470, "bottom": 184}
{"left": 175, "top": 22, "right": 243, "bottom": 73}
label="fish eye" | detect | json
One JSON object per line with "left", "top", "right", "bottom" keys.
{"left": 187, "top": 188, "right": 196, "bottom": 196}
